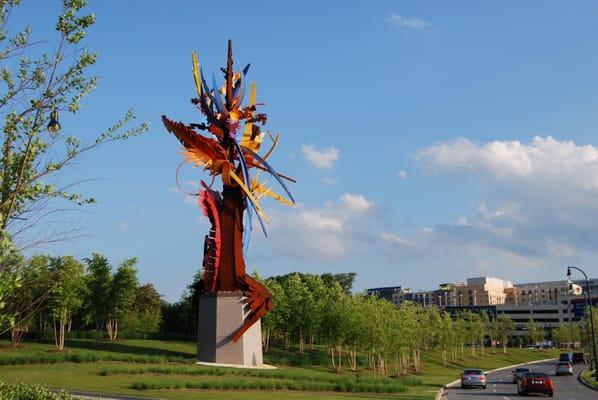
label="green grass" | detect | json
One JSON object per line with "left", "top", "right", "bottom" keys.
{"left": 0, "top": 339, "right": 560, "bottom": 399}
{"left": 581, "top": 368, "right": 598, "bottom": 389}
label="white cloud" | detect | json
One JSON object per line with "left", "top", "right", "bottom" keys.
{"left": 256, "top": 193, "right": 378, "bottom": 263}
{"left": 390, "top": 14, "right": 430, "bottom": 29}
{"left": 381, "top": 232, "right": 409, "bottom": 246}
{"left": 417, "top": 136, "right": 598, "bottom": 190}
{"left": 454, "top": 217, "right": 471, "bottom": 226}
{"left": 414, "top": 136, "right": 598, "bottom": 262}
{"left": 301, "top": 144, "right": 339, "bottom": 169}
{"left": 323, "top": 177, "right": 337, "bottom": 185}
{"left": 340, "top": 193, "right": 373, "bottom": 213}
{"left": 397, "top": 170, "right": 408, "bottom": 180}
{"left": 119, "top": 222, "right": 128, "bottom": 231}
{"left": 297, "top": 210, "right": 345, "bottom": 232}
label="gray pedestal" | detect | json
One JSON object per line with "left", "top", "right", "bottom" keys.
{"left": 197, "top": 292, "right": 263, "bottom": 367}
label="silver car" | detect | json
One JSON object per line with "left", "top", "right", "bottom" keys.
{"left": 555, "top": 362, "right": 573, "bottom": 376}
{"left": 461, "top": 369, "right": 487, "bottom": 389}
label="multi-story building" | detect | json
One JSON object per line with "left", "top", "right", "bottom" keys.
{"left": 368, "top": 275, "right": 596, "bottom": 339}
{"left": 506, "top": 280, "right": 582, "bottom": 306}
{"left": 366, "top": 286, "right": 403, "bottom": 303}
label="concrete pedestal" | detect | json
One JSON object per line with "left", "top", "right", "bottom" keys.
{"left": 197, "top": 292, "right": 263, "bottom": 367}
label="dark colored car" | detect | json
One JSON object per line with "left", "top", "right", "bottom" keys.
{"left": 558, "top": 352, "right": 573, "bottom": 363}
{"left": 512, "top": 367, "right": 531, "bottom": 383}
{"left": 461, "top": 369, "right": 486, "bottom": 389}
{"left": 518, "top": 372, "right": 554, "bottom": 397}
{"left": 572, "top": 352, "right": 587, "bottom": 364}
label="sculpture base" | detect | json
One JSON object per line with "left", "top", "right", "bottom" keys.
{"left": 197, "top": 292, "right": 263, "bottom": 367}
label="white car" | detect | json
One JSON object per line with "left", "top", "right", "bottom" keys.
{"left": 555, "top": 362, "right": 573, "bottom": 376}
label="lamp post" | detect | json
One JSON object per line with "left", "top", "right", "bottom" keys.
{"left": 567, "top": 266, "right": 597, "bottom": 377}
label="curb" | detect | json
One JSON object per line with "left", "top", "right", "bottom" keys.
{"left": 578, "top": 367, "right": 598, "bottom": 392}
{"left": 435, "top": 357, "right": 556, "bottom": 400}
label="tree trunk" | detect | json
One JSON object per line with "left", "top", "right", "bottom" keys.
{"left": 263, "top": 328, "right": 270, "bottom": 353}
{"left": 284, "top": 332, "right": 290, "bottom": 350}
{"left": 330, "top": 346, "right": 337, "bottom": 371}
{"left": 347, "top": 346, "right": 357, "bottom": 371}
{"left": 10, "top": 326, "right": 27, "bottom": 347}
{"left": 59, "top": 318, "right": 65, "bottom": 350}
{"left": 53, "top": 316, "right": 58, "bottom": 349}
{"left": 299, "top": 328, "right": 304, "bottom": 353}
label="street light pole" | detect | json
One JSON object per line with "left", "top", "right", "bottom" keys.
{"left": 568, "top": 266, "right": 597, "bottom": 377}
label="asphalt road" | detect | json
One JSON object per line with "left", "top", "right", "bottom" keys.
{"left": 446, "top": 360, "right": 596, "bottom": 400}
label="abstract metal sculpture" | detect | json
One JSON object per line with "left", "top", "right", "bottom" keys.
{"left": 162, "top": 40, "right": 294, "bottom": 343}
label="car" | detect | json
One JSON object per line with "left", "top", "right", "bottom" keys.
{"left": 572, "top": 352, "right": 587, "bottom": 364}
{"left": 512, "top": 367, "right": 531, "bottom": 383}
{"left": 460, "top": 368, "right": 487, "bottom": 389}
{"left": 518, "top": 371, "right": 554, "bottom": 397}
{"left": 555, "top": 361, "right": 573, "bottom": 376}
{"left": 558, "top": 352, "right": 573, "bottom": 363}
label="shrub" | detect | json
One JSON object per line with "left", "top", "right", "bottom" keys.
{"left": 0, "top": 382, "right": 72, "bottom": 399}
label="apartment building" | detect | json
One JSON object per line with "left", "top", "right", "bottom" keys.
{"left": 368, "top": 275, "right": 596, "bottom": 339}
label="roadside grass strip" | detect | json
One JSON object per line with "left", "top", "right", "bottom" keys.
{"left": 130, "top": 378, "right": 410, "bottom": 394}
{"left": 0, "top": 352, "right": 187, "bottom": 365}
{"left": 99, "top": 365, "right": 423, "bottom": 387}
{"left": 581, "top": 368, "right": 598, "bottom": 390}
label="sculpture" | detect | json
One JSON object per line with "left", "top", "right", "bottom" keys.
{"left": 162, "top": 40, "right": 294, "bottom": 343}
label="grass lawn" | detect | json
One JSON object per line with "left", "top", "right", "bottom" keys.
{"left": 581, "top": 368, "right": 598, "bottom": 390}
{"left": 0, "top": 339, "right": 560, "bottom": 399}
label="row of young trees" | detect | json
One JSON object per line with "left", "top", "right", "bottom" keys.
{"left": 260, "top": 273, "right": 518, "bottom": 377}
{"left": 1, "top": 253, "right": 161, "bottom": 349}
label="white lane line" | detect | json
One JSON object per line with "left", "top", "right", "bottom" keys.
{"left": 502, "top": 397, "right": 510, "bottom": 400}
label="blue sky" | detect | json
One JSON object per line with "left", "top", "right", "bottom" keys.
{"left": 13, "top": 1, "right": 598, "bottom": 301}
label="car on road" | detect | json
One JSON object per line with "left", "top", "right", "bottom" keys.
{"left": 518, "top": 371, "right": 554, "bottom": 397}
{"left": 512, "top": 367, "right": 531, "bottom": 383}
{"left": 572, "top": 352, "right": 587, "bottom": 364}
{"left": 555, "top": 361, "right": 573, "bottom": 376}
{"left": 460, "top": 368, "right": 486, "bottom": 389}
{"left": 558, "top": 352, "right": 573, "bottom": 363}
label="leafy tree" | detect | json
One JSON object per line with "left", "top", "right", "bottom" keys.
{"left": 261, "top": 278, "right": 284, "bottom": 352}
{"left": 478, "top": 312, "right": 490, "bottom": 355}
{"left": 552, "top": 326, "right": 571, "bottom": 348}
{"left": 453, "top": 313, "right": 467, "bottom": 359}
{"left": 439, "top": 312, "right": 454, "bottom": 365}
{"left": 48, "top": 256, "right": 85, "bottom": 350}
{"left": 0, "top": 230, "right": 23, "bottom": 329}
{"left": 321, "top": 272, "right": 356, "bottom": 294}
{"left": 83, "top": 253, "right": 111, "bottom": 339}
{"left": 0, "top": 0, "right": 147, "bottom": 252}
{"left": 120, "top": 284, "right": 162, "bottom": 338}
{"left": 4, "top": 254, "right": 53, "bottom": 346}
{"left": 319, "top": 284, "right": 352, "bottom": 373}
{"left": 106, "top": 258, "right": 138, "bottom": 340}
{"left": 525, "top": 319, "right": 544, "bottom": 347}
{"left": 496, "top": 313, "right": 515, "bottom": 353}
